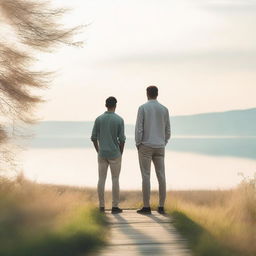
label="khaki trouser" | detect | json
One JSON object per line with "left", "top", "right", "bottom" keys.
{"left": 138, "top": 144, "right": 166, "bottom": 207}
{"left": 98, "top": 155, "right": 122, "bottom": 207}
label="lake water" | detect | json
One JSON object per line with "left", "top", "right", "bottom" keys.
{"left": 19, "top": 137, "right": 256, "bottom": 190}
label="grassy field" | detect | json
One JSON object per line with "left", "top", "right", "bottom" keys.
{"left": 1, "top": 174, "right": 255, "bottom": 256}
{"left": 167, "top": 175, "right": 256, "bottom": 256}
{"left": 0, "top": 174, "right": 107, "bottom": 256}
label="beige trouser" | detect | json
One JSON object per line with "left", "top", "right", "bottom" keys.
{"left": 98, "top": 155, "right": 122, "bottom": 207}
{"left": 138, "top": 144, "right": 166, "bottom": 207}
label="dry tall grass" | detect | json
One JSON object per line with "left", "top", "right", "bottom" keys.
{"left": 0, "top": 174, "right": 106, "bottom": 256}
{"left": 2, "top": 173, "right": 255, "bottom": 255}
{"left": 167, "top": 175, "right": 256, "bottom": 256}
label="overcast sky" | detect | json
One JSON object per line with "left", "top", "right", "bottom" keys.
{"left": 36, "top": 0, "right": 256, "bottom": 124}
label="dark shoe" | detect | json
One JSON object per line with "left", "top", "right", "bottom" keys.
{"left": 99, "top": 207, "right": 105, "bottom": 213}
{"left": 111, "top": 207, "right": 123, "bottom": 214}
{"left": 157, "top": 207, "right": 165, "bottom": 214}
{"left": 137, "top": 207, "right": 151, "bottom": 215}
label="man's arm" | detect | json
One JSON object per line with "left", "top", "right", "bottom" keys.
{"left": 91, "top": 119, "right": 99, "bottom": 153}
{"left": 165, "top": 109, "right": 171, "bottom": 144}
{"left": 92, "top": 140, "right": 99, "bottom": 153}
{"left": 119, "top": 141, "right": 125, "bottom": 155}
{"left": 118, "top": 119, "right": 126, "bottom": 154}
{"left": 135, "top": 106, "right": 144, "bottom": 149}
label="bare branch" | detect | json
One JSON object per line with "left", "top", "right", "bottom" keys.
{"left": 0, "top": 0, "right": 82, "bottom": 171}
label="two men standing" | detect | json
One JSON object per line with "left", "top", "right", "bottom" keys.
{"left": 91, "top": 86, "right": 170, "bottom": 214}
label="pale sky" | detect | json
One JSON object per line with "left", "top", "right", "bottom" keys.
{"left": 36, "top": 0, "right": 256, "bottom": 124}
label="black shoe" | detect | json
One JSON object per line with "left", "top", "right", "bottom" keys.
{"left": 99, "top": 207, "right": 105, "bottom": 213}
{"left": 137, "top": 207, "right": 151, "bottom": 215}
{"left": 157, "top": 207, "right": 165, "bottom": 214}
{"left": 111, "top": 207, "right": 123, "bottom": 214}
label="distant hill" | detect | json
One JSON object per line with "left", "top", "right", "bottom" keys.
{"left": 171, "top": 108, "right": 256, "bottom": 136}
{"left": 19, "top": 108, "right": 256, "bottom": 159}
{"left": 27, "top": 108, "right": 256, "bottom": 137}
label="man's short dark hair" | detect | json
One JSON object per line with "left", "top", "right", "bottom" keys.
{"left": 105, "top": 96, "right": 117, "bottom": 108}
{"left": 147, "top": 86, "right": 158, "bottom": 98}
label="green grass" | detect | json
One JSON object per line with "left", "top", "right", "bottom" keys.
{"left": 0, "top": 177, "right": 107, "bottom": 256}
{"left": 0, "top": 206, "right": 107, "bottom": 256}
{"left": 170, "top": 211, "right": 240, "bottom": 256}
{"left": 166, "top": 175, "right": 256, "bottom": 256}
{"left": 2, "top": 174, "right": 256, "bottom": 256}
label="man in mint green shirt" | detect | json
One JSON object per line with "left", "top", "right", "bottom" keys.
{"left": 91, "top": 96, "right": 125, "bottom": 214}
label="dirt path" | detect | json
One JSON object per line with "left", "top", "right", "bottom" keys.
{"left": 98, "top": 210, "right": 192, "bottom": 256}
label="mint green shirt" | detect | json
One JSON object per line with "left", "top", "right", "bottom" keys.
{"left": 91, "top": 111, "right": 126, "bottom": 159}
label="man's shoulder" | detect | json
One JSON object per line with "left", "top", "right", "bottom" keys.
{"left": 138, "top": 102, "right": 148, "bottom": 109}
{"left": 94, "top": 113, "right": 105, "bottom": 123}
{"left": 140, "top": 101, "right": 169, "bottom": 111}
{"left": 96, "top": 113, "right": 104, "bottom": 120}
{"left": 113, "top": 113, "right": 124, "bottom": 122}
{"left": 157, "top": 102, "right": 169, "bottom": 112}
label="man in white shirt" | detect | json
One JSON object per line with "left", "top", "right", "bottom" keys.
{"left": 135, "top": 86, "right": 171, "bottom": 214}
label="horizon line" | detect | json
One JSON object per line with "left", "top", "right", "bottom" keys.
{"left": 39, "top": 106, "right": 256, "bottom": 123}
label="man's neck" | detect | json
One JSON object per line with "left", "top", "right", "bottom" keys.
{"left": 107, "top": 108, "right": 115, "bottom": 112}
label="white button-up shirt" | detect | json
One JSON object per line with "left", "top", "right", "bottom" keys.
{"left": 135, "top": 99, "right": 171, "bottom": 148}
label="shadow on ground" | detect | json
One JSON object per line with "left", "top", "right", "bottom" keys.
{"left": 112, "top": 214, "right": 166, "bottom": 255}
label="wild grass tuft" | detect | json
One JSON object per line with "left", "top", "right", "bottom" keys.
{"left": 167, "top": 174, "right": 256, "bottom": 256}
{"left": 0, "top": 175, "right": 107, "bottom": 256}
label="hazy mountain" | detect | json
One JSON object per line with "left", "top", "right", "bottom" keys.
{"left": 171, "top": 108, "right": 256, "bottom": 136}
{"left": 19, "top": 108, "right": 256, "bottom": 160}
{"left": 27, "top": 108, "right": 256, "bottom": 137}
